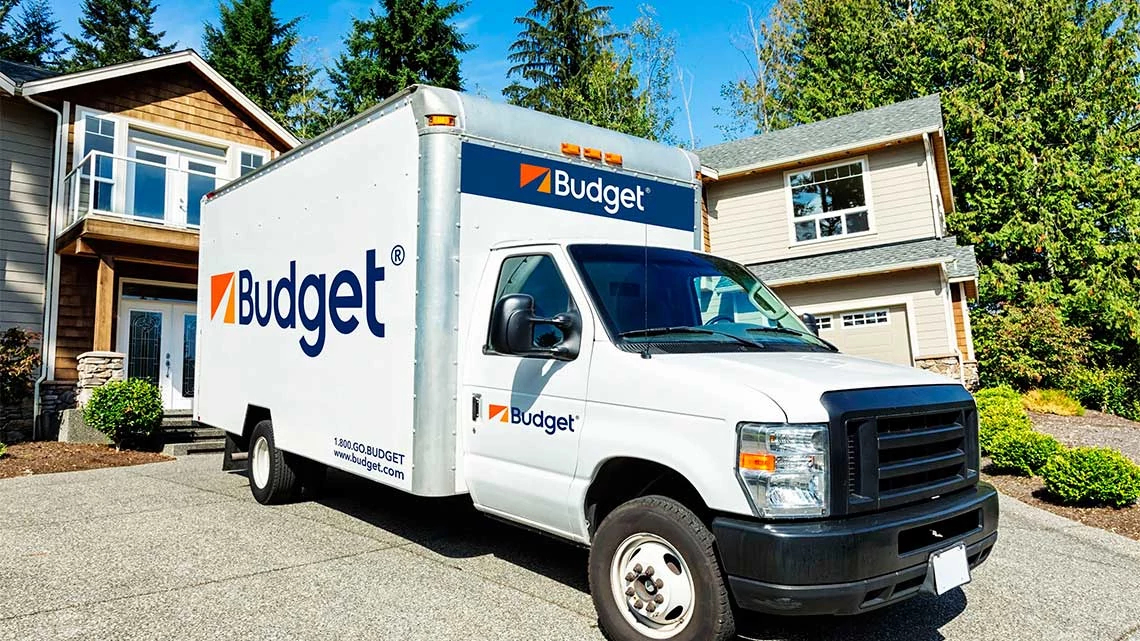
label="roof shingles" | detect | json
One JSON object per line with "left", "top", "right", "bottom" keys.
{"left": 750, "top": 236, "right": 978, "bottom": 284}
{"left": 0, "top": 59, "right": 58, "bottom": 84}
{"left": 698, "top": 95, "right": 943, "bottom": 173}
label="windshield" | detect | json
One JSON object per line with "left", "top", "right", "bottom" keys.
{"left": 568, "top": 244, "right": 834, "bottom": 353}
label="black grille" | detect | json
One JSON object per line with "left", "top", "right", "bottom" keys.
{"left": 822, "top": 386, "right": 979, "bottom": 516}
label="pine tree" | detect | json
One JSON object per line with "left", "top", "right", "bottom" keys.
{"left": 203, "top": 0, "right": 309, "bottom": 124}
{"left": 328, "top": 0, "right": 473, "bottom": 118}
{"left": 0, "top": 0, "right": 18, "bottom": 58}
{"left": 503, "top": 0, "right": 620, "bottom": 114}
{"left": 64, "top": 0, "right": 175, "bottom": 71}
{"left": 0, "top": 0, "right": 65, "bottom": 68}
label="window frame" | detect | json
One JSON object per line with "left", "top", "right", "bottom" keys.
{"left": 784, "top": 156, "right": 876, "bottom": 247}
{"left": 841, "top": 309, "right": 890, "bottom": 328}
{"left": 484, "top": 251, "right": 579, "bottom": 357}
{"left": 815, "top": 315, "right": 833, "bottom": 331}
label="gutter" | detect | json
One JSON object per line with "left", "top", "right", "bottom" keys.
{"left": 22, "top": 94, "right": 64, "bottom": 440}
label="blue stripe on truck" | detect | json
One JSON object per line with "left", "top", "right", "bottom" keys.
{"left": 460, "top": 142, "right": 696, "bottom": 232}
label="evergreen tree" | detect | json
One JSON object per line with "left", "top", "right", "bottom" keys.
{"left": 203, "top": 0, "right": 309, "bottom": 124}
{"left": 1, "top": 0, "right": 65, "bottom": 68}
{"left": 64, "top": 0, "right": 175, "bottom": 71}
{"left": 328, "top": 0, "right": 472, "bottom": 118}
{"left": 0, "top": 0, "right": 18, "bottom": 59}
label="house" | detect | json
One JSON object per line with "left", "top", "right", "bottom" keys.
{"left": 698, "top": 95, "right": 979, "bottom": 387}
{"left": 0, "top": 50, "right": 298, "bottom": 438}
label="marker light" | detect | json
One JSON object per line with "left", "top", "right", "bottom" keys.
{"left": 583, "top": 147, "right": 603, "bottom": 161}
{"left": 426, "top": 114, "right": 456, "bottom": 127}
{"left": 603, "top": 152, "right": 623, "bottom": 165}
{"left": 561, "top": 142, "right": 581, "bottom": 156}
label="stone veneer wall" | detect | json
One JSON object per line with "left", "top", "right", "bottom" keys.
{"left": 915, "top": 355, "right": 980, "bottom": 390}
{"left": 1, "top": 397, "right": 33, "bottom": 444}
{"left": 76, "top": 351, "right": 126, "bottom": 406}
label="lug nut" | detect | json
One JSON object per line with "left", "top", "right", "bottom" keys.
{"left": 632, "top": 564, "right": 643, "bottom": 574}
{"left": 655, "top": 578, "right": 664, "bottom": 589}
{"left": 645, "top": 566, "right": 654, "bottom": 576}
{"left": 625, "top": 587, "right": 635, "bottom": 597}
{"left": 633, "top": 599, "right": 644, "bottom": 610}
{"left": 625, "top": 572, "right": 636, "bottom": 582}
{"left": 646, "top": 602, "right": 657, "bottom": 613}
{"left": 654, "top": 594, "right": 664, "bottom": 604}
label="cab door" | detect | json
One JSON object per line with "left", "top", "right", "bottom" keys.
{"left": 462, "top": 248, "right": 594, "bottom": 537}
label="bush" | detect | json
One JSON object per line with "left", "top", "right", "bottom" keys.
{"left": 1021, "top": 389, "right": 1084, "bottom": 417}
{"left": 973, "top": 303, "right": 1089, "bottom": 390}
{"left": 0, "top": 442, "right": 7, "bottom": 458}
{"left": 83, "top": 379, "right": 164, "bottom": 448}
{"left": 975, "top": 386, "right": 1032, "bottom": 453}
{"left": 1065, "top": 367, "right": 1140, "bottom": 421}
{"left": 0, "top": 327, "right": 41, "bottom": 405}
{"left": 1041, "top": 447, "right": 1140, "bottom": 508}
{"left": 989, "top": 431, "right": 1065, "bottom": 476}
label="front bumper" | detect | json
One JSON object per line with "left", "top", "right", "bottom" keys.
{"left": 713, "top": 482, "right": 999, "bottom": 615}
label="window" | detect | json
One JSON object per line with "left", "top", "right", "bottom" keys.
{"left": 787, "top": 160, "right": 871, "bottom": 243}
{"left": 493, "top": 254, "right": 574, "bottom": 348}
{"left": 240, "top": 151, "right": 266, "bottom": 176}
{"left": 81, "top": 114, "right": 117, "bottom": 210}
{"left": 842, "top": 310, "right": 889, "bottom": 327}
{"left": 816, "top": 315, "right": 833, "bottom": 331}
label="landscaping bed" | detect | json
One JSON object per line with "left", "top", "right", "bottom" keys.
{"left": 0, "top": 441, "right": 171, "bottom": 479}
{"left": 983, "top": 465, "right": 1140, "bottom": 541}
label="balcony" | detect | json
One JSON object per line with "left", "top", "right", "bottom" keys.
{"left": 63, "top": 150, "right": 227, "bottom": 231}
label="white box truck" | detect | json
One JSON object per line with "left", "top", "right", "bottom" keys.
{"left": 196, "top": 85, "right": 997, "bottom": 641}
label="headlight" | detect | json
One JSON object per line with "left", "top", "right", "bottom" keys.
{"left": 737, "top": 423, "right": 829, "bottom": 518}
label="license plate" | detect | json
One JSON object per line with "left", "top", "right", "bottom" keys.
{"left": 926, "top": 542, "right": 970, "bottom": 595}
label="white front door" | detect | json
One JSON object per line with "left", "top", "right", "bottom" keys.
{"left": 118, "top": 300, "right": 197, "bottom": 410}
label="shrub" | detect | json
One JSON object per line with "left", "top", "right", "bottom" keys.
{"left": 0, "top": 442, "right": 7, "bottom": 459}
{"left": 1041, "top": 447, "right": 1140, "bottom": 508}
{"left": 83, "top": 379, "right": 164, "bottom": 448}
{"left": 975, "top": 385, "right": 1032, "bottom": 454}
{"left": 0, "top": 328, "right": 41, "bottom": 405}
{"left": 989, "top": 431, "right": 1064, "bottom": 476}
{"left": 973, "top": 303, "right": 1089, "bottom": 390}
{"left": 1065, "top": 367, "right": 1140, "bottom": 421}
{"left": 1021, "top": 389, "right": 1084, "bottom": 417}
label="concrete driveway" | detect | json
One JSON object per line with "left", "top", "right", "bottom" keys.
{"left": 1, "top": 454, "right": 1138, "bottom": 641}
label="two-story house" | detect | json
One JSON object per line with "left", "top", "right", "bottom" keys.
{"left": 698, "top": 95, "right": 979, "bottom": 387}
{"left": 1, "top": 51, "right": 297, "bottom": 435}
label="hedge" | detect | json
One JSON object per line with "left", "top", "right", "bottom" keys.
{"left": 1041, "top": 447, "right": 1140, "bottom": 508}
{"left": 975, "top": 385, "right": 1032, "bottom": 454}
{"left": 988, "top": 430, "right": 1064, "bottom": 476}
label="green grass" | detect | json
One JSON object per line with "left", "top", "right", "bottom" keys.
{"left": 1022, "top": 389, "right": 1085, "bottom": 417}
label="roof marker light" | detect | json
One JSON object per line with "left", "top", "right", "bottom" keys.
{"left": 604, "top": 152, "right": 623, "bottom": 166}
{"left": 561, "top": 142, "right": 581, "bottom": 156}
{"left": 583, "top": 147, "right": 603, "bottom": 161}
{"left": 426, "top": 114, "right": 456, "bottom": 127}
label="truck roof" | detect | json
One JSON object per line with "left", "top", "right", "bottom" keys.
{"left": 210, "top": 85, "right": 700, "bottom": 201}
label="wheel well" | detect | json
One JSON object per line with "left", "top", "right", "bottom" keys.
{"left": 239, "top": 405, "right": 271, "bottom": 451}
{"left": 585, "top": 457, "right": 709, "bottom": 539}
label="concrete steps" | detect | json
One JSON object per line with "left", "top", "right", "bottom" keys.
{"left": 160, "top": 410, "right": 225, "bottom": 456}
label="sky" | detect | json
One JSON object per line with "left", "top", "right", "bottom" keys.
{"left": 46, "top": 0, "right": 776, "bottom": 147}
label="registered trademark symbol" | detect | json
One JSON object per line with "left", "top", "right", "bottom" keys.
{"left": 391, "top": 244, "right": 405, "bottom": 265}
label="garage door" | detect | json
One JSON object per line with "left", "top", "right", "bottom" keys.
{"left": 815, "top": 305, "right": 913, "bottom": 365}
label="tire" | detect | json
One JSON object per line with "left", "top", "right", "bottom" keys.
{"left": 589, "top": 496, "right": 735, "bottom": 641}
{"left": 247, "top": 420, "right": 301, "bottom": 505}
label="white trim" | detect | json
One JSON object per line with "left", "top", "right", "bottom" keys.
{"left": 759, "top": 257, "right": 947, "bottom": 287}
{"left": 922, "top": 132, "right": 945, "bottom": 238}
{"left": 699, "top": 165, "right": 719, "bottom": 180}
{"left": 20, "top": 50, "right": 299, "bottom": 148}
{"left": 791, "top": 294, "right": 918, "bottom": 364}
{"left": 713, "top": 127, "right": 941, "bottom": 179}
{"left": 784, "top": 156, "right": 875, "bottom": 247}
{"left": 959, "top": 282, "right": 976, "bottom": 361}
{"left": 0, "top": 72, "right": 15, "bottom": 95}
{"left": 947, "top": 275, "right": 977, "bottom": 284}
{"left": 941, "top": 275, "right": 958, "bottom": 357}
{"left": 840, "top": 309, "right": 890, "bottom": 327}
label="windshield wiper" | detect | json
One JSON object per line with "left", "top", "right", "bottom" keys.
{"left": 744, "top": 326, "right": 838, "bottom": 351}
{"left": 620, "top": 326, "right": 765, "bottom": 349}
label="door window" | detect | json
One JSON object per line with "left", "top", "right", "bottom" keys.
{"left": 127, "top": 310, "right": 163, "bottom": 386}
{"left": 131, "top": 149, "right": 168, "bottom": 219}
{"left": 185, "top": 161, "right": 218, "bottom": 226}
{"left": 493, "top": 254, "right": 574, "bottom": 348}
{"left": 182, "top": 314, "right": 196, "bottom": 397}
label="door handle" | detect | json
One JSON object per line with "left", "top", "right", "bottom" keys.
{"left": 471, "top": 393, "right": 481, "bottom": 431}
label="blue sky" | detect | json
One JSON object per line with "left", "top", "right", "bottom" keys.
{"left": 47, "top": 0, "right": 775, "bottom": 146}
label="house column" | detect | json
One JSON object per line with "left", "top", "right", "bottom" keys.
{"left": 93, "top": 255, "right": 115, "bottom": 351}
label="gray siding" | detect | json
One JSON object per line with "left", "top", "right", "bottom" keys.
{"left": 772, "top": 267, "right": 954, "bottom": 359}
{"left": 707, "top": 141, "right": 938, "bottom": 266}
{"left": 0, "top": 95, "right": 54, "bottom": 333}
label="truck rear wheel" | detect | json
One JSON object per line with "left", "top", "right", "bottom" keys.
{"left": 588, "top": 496, "right": 735, "bottom": 641}
{"left": 248, "top": 420, "right": 300, "bottom": 504}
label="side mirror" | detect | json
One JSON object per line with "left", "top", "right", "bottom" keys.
{"left": 801, "top": 312, "right": 820, "bottom": 336}
{"left": 488, "top": 294, "right": 581, "bottom": 361}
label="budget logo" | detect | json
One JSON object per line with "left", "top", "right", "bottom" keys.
{"left": 488, "top": 403, "right": 576, "bottom": 435}
{"left": 210, "top": 272, "right": 236, "bottom": 324}
{"left": 209, "top": 250, "right": 387, "bottom": 358}
{"left": 519, "top": 163, "right": 551, "bottom": 193}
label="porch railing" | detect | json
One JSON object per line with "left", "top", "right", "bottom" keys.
{"left": 63, "top": 150, "right": 228, "bottom": 231}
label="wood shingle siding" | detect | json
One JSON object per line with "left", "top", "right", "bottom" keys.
{"left": 54, "top": 256, "right": 97, "bottom": 380}
{"left": 0, "top": 95, "right": 54, "bottom": 333}
{"left": 707, "top": 141, "right": 938, "bottom": 266}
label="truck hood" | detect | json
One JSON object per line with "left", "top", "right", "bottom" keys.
{"left": 661, "top": 351, "right": 959, "bottom": 423}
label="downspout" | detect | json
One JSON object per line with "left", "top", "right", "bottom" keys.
{"left": 23, "top": 94, "right": 64, "bottom": 440}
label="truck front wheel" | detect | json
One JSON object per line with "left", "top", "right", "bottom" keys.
{"left": 588, "top": 496, "right": 735, "bottom": 641}
{"left": 248, "top": 420, "right": 300, "bottom": 504}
